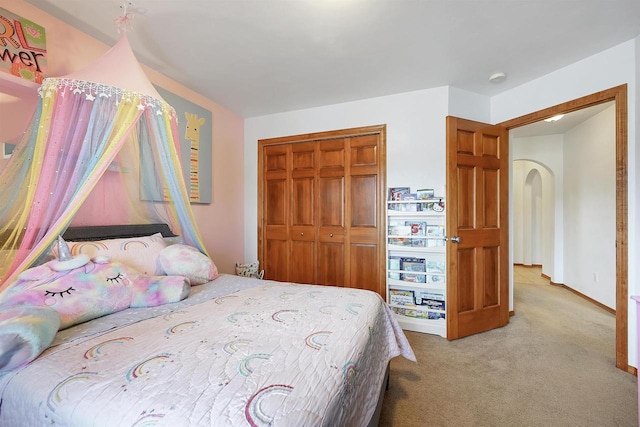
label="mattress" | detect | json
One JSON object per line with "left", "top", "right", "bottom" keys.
{"left": 0, "top": 274, "right": 415, "bottom": 426}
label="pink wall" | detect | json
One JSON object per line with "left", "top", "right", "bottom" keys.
{"left": 0, "top": 0, "right": 245, "bottom": 274}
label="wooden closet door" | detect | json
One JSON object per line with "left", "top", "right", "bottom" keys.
{"left": 347, "top": 134, "right": 383, "bottom": 295}
{"left": 263, "top": 145, "right": 289, "bottom": 281}
{"left": 317, "top": 139, "right": 345, "bottom": 286}
{"left": 290, "top": 142, "right": 316, "bottom": 284}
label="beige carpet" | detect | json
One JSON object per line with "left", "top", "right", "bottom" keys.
{"left": 379, "top": 266, "right": 638, "bottom": 427}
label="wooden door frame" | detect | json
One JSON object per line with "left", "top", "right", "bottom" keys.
{"left": 499, "top": 84, "right": 629, "bottom": 373}
{"left": 258, "top": 124, "right": 387, "bottom": 294}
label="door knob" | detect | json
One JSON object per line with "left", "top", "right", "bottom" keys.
{"left": 301, "top": 232, "right": 304, "bottom": 236}
{"left": 450, "top": 236, "right": 462, "bottom": 243}
{"left": 330, "top": 233, "right": 333, "bottom": 237}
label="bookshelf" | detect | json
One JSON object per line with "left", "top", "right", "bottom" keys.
{"left": 387, "top": 198, "right": 447, "bottom": 337}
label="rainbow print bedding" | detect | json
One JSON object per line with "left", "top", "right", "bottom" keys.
{"left": 0, "top": 274, "right": 415, "bottom": 426}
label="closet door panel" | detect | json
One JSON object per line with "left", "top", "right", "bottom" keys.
{"left": 290, "top": 240, "right": 315, "bottom": 284}
{"left": 291, "top": 177, "right": 314, "bottom": 226}
{"left": 350, "top": 136, "right": 378, "bottom": 167}
{"left": 349, "top": 243, "right": 378, "bottom": 292}
{"left": 319, "top": 177, "right": 344, "bottom": 227}
{"left": 317, "top": 241, "right": 344, "bottom": 286}
{"left": 318, "top": 140, "right": 346, "bottom": 287}
{"left": 263, "top": 145, "right": 289, "bottom": 282}
{"left": 266, "top": 180, "right": 286, "bottom": 225}
{"left": 319, "top": 139, "right": 346, "bottom": 168}
{"left": 290, "top": 142, "right": 316, "bottom": 282}
{"left": 350, "top": 175, "right": 377, "bottom": 228}
{"left": 347, "top": 135, "right": 382, "bottom": 295}
{"left": 266, "top": 239, "right": 288, "bottom": 281}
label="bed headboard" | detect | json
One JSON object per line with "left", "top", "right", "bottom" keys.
{"left": 62, "top": 224, "right": 177, "bottom": 241}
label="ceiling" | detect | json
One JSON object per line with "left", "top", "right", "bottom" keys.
{"left": 509, "top": 101, "right": 615, "bottom": 138}
{"left": 25, "top": 0, "right": 640, "bottom": 118}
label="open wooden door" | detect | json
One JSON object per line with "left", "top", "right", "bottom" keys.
{"left": 446, "top": 116, "right": 510, "bottom": 339}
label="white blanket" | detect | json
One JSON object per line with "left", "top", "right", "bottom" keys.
{"left": 0, "top": 275, "right": 415, "bottom": 426}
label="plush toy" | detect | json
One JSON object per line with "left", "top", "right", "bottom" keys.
{"left": 235, "top": 260, "right": 264, "bottom": 279}
{"left": 0, "top": 236, "right": 190, "bottom": 372}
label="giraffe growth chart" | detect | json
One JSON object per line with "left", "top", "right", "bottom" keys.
{"left": 184, "top": 112, "right": 206, "bottom": 202}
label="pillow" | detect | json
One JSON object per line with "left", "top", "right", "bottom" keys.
{"left": 56, "top": 233, "right": 167, "bottom": 275}
{"left": 158, "top": 244, "right": 218, "bottom": 285}
{"left": 163, "top": 235, "right": 184, "bottom": 246}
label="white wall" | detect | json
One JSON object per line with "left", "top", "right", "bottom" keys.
{"left": 563, "top": 106, "right": 616, "bottom": 308}
{"left": 244, "top": 87, "right": 452, "bottom": 262}
{"left": 512, "top": 162, "right": 549, "bottom": 264}
{"left": 448, "top": 86, "right": 491, "bottom": 123}
{"left": 511, "top": 135, "right": 564, "bottom": 283}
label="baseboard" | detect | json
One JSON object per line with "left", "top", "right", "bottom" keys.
{"left": 548, "top": 282, "right": 616, "bottom": 315}
{"left": 514, "top": 265, "right": 615, "bottom": 315}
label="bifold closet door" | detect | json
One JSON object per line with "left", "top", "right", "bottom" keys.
{"left": 346, "top": 134, "right": 381, "bottom": 295}
{"left": 289, "top": 142, "right": 316, "bottom": 284}
{"left": 259, "top": 125, "right": 386, "bottom": 299}
{"left": 263, "top": 144, "right": 289, "bottom": 282}
{"left": 317, "top": 139, "right": 345, "bottom": 286}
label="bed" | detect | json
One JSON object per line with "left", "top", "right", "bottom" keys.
{"left": 0, "top": 224, "right": 415, "bottom": 426}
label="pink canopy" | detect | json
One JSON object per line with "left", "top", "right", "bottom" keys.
{"left": 0, "top": 33, "right": 208, "bottom": 290}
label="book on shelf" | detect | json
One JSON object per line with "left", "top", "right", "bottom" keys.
{"left": 418, "top": 291, "right": 444, "bottom": 300}
{"left": 411, "top": 238, "right": 427, "bottom": 248}
{"left": 405, "top": 221, "right": 427, "bottom": 236}
{"left": 388, "top": 224, "right": 411, "bottom": 236}
{"left": 388, "top": 237, "right": 412, "bottom": 247}
{"left": 400, "top": 257, "right": 426, "bottom": 283}
{"left": 426, "top": 260, "right": 445, "bottom": 273}
{"left": 426, "top": 239, "right": 446, "bottom": 248}
{"left": 388, "top": 187, "right": 410, "bottom": 201}
{"left": 389, "top": 289, "right": 415, "bottom": 306}
{"left": 401, "top": 257, "right": 426, "bottom": 271}
{"left": 425, "top": 224, "right": 445, "bottom": 237}
{"left": 400, "top": 273, "right": 426, "bottom": 283}
{"left": 416, "top": 188, "right": 435, "bottom": 200}
{"left": 417, "top": 297, "right": 445, "bottom": 311}
{"left": 426, "top": 274, "right": 446, "bottom": 284}
{"left": 388, "top": 201, "right": 446, "bottom": 212}
{"left": 391, "top": 306, "right": 446, "bottom": 320}
{"left": 388, "top": 256, "right": 402, "bottom": 279}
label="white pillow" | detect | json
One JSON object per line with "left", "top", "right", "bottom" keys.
{"left": 60, "top": 233, "right": 167, "bottom": 275}
{"left": 158, "top": 244, "right": 218, "bottom": 285}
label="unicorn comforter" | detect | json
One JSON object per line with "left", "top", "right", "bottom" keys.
{"left": 0, "top": 274, "right": 415, "bottom": 426}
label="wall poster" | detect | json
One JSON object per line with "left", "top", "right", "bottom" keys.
{"left": 0, "top": 8, "right": 47, "bottom": 83}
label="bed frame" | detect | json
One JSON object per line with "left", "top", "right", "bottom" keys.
{"left": 62, "top": 223, "right": 176, "bottom": 241}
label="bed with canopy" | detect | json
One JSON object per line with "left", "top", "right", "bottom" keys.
{"left": 0, "top": 24, "right": 415, "bottom": 427}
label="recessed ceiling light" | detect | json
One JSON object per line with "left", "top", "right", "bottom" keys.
{"left": 544, "top": 114, "right": 565, "bottom": 122}
{"left": 489, "top": 72, "right": 506, "bottom": 83}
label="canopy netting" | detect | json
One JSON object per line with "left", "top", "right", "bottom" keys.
{"left": 0, "top": 36, "right": 208, "bottom": 291}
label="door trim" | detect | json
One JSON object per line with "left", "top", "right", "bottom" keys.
{"left": 499, "top": 84, "right": 629, "bottom": 373}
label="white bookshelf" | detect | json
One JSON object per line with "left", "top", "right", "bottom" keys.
{"left": 387, "top": 199, "right": 447, "bottom": 337}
